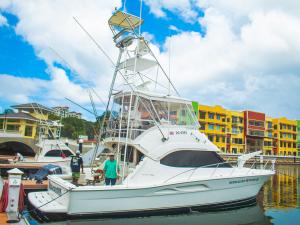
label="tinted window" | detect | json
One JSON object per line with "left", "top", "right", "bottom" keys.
{"left": 45, "top": 150, "right": 74, "bottom": 157}
{"left": 160, "top": 150, "right": 231, "bottom": 168}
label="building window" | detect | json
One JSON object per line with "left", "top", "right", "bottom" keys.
{"left": 222, "top": 136, "right": 226, "bottom": 143}
{"left": 208, "top": 124, "right": 214, "bottom": 130}
{"left": 239, "top": 127, "right": 243, "bottom": 133}
{"left": 232, "top": 148, "right": 237, "bottom": 154}
{"left": 267, "top": 122, "right": 272, "bottom": 129}
{"left": 248, "top": 130, "right": 264, "bottom": 137}
{"left": 232, "top": 127, "right": 238, "bottom": 134}
{"left": 216, "top": 136, "right": 220, "bottom": 142}
{"left": 293, "top": 126, "right": 296, "bottom": 131}
{"left": 6, "top": 124, "right": 20, "bottom": 132}
{"left": 267, "top": 132, "right": 272, "bottom": 138}
{"left": 25, "top": 126, "right": 33, "bottom": 137}
{"left": 208, "top": 135, "right": 214, "bottom": 142}
{"left": 199, "top": 122, "right": 205, "bottom": 130}
{"left": 288, "top": 133, "right": 292, "bottom": 138}
{"left": 216, "top": 114, "right": 221, "bottom": 120}
{"left": 199, "top": 111, "right": 206, "bottom": 119}
{"left": 249, "top": 120, "right": 264, "bottom": 127}
{"left": 232, "top": 116, "right": 238, "bottom": 123}
{"left": 216, "top": 125, "right": 221, "bottom": 130}
{"left": 208, "top": 113, "right": 214, "bottom": 119}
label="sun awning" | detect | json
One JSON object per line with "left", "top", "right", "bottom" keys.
{"left": 108, "top": 11, "right": 143, "bottom": 29}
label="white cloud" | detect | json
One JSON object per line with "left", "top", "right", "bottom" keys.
{"left": 144, "top": 0, "right": 198, "bottom": 23}
{"left": 0, "top": 71, "right": 90, "bottom": 106}
{"left": 0, "top": 13, "right": 8, "bottom": 26}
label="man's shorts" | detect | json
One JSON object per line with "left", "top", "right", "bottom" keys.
{"left": 72, "top": 172, "right": 80, "bottom": 179}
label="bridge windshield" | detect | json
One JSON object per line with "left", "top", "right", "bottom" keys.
{"left": 106, "top": 93, "right": 198, "bottom": 140}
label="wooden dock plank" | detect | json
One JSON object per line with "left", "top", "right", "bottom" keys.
{"left": 0, "top": 212, "right": 9, "bottom": 224}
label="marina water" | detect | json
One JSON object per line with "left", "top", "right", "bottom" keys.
{"left": 44, "top": 165, "right": 300, "bottom": 225}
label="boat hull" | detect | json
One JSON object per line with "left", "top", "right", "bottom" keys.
{"left": 28, "top": 173, "right": 272, "bottom": 221}
{"left": 29, "top": 195, "right": 257, "bottom": 222}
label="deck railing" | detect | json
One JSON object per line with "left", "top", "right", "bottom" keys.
{"left": 162, "top": 159, "right": 275, "bottom": 184}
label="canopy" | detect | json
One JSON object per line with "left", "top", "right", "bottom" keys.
{"left": 108, "top": 11, "right": 143, "bottom": 29}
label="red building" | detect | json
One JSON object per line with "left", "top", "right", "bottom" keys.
{"left": 244, "top": 111, "right": 266, "bottom": 153}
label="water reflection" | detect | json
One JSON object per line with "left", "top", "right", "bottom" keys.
{"left": 262, "top": 165, "right": 299, "bottom": 209}
{"left": 46, "top": 165, "right": 300, "bottom": 225}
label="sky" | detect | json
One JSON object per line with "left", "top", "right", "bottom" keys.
{"left": 0, "top": 0, "right": 300, "bottom": 121}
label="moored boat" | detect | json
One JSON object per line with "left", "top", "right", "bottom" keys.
{"left": 28, "top": 8, "right": 274, "bottom": 221}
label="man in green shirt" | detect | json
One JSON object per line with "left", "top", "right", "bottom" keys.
{"left": 103, "top": 153, "right": 120, "bottom": 186}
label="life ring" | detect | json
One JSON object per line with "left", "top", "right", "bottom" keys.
{"left": 93, "top": 169, "right": 104, "bottom": 182}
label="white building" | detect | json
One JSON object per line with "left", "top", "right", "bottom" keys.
{"left": 52, "top": 106, "right": 82, "bottom": 119}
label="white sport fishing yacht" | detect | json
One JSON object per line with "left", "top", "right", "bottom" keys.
{"left": 28, "top": 9, "right": 274, "bottom": 220}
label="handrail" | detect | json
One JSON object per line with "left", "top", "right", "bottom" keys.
{"left": 163, "top": 157, "right": 275, "bottom": 184}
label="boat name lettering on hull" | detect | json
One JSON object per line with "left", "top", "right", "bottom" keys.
{"left": 229, "top": 178, "right": 259, "bottom": 184}
{"left": 49, "top": 182, "right": 62, "bottom": 195}
{"left": 169, "top": 131, "right": 187, "bottom": 135}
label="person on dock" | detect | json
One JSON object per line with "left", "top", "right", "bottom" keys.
{"left": 13, "top": 152, "right": 24, "bottom": 162}
{"left": 103, "top": 153, "right": 120, "bottom": 186}
{"left": 70, "top": 150, "right": 84, "bottom": 185}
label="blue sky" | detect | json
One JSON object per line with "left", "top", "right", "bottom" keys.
{"left": 0, "top": 0, "right": 299, "bottom": 120}
{"left": 0, "top": 13, "right": 48, "bottom": 79}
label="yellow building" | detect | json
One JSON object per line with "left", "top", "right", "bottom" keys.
{"left": 272, "top": 117, "right": 297, "bottom": 156}
{"left": 227, "top": 110, "right": 245, "bottom": 154}
{"left": 0, "top": 103, "right": 61, "bottom": 140}
{"left": 264, "top": 117, "right": 274, "bottom": 155}
{"left": 198, "top": 104, "right": 245, "bottom": 153}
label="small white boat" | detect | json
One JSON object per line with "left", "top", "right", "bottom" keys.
{"left": 7, "top": 139, "right": 75, "bottom": 173}
{"left": 28, "top": 9, "right": 274, "bottom": 220}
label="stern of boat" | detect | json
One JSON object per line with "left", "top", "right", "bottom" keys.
{"left": 28, "top": 175, "right": 74, "bottom": 220}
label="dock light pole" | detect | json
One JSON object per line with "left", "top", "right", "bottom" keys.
{"left": 78, "top": 138, "right": 83, "bottom": 153}
{"left": 6, "top": 168, "right": 24, "bottom": 222}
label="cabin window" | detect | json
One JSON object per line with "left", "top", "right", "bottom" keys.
{"left": 160, "top": 150, "right": 231, "bottom": 168}
{"left": 44, "top": 150, "right": 74, "bottom": 157}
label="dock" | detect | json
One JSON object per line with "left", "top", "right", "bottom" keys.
{"left": 0, "top": 212, "right": 8, "bottom": 224}
{"left": 0, "top": 212, "right": 36, "bottom": 225}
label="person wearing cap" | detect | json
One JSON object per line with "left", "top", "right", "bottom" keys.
{"left": 103, "top": 153, "right": 120, "bottom": 186}
{"left": 70, "top": 150, "right": 84, "bottom": 185}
